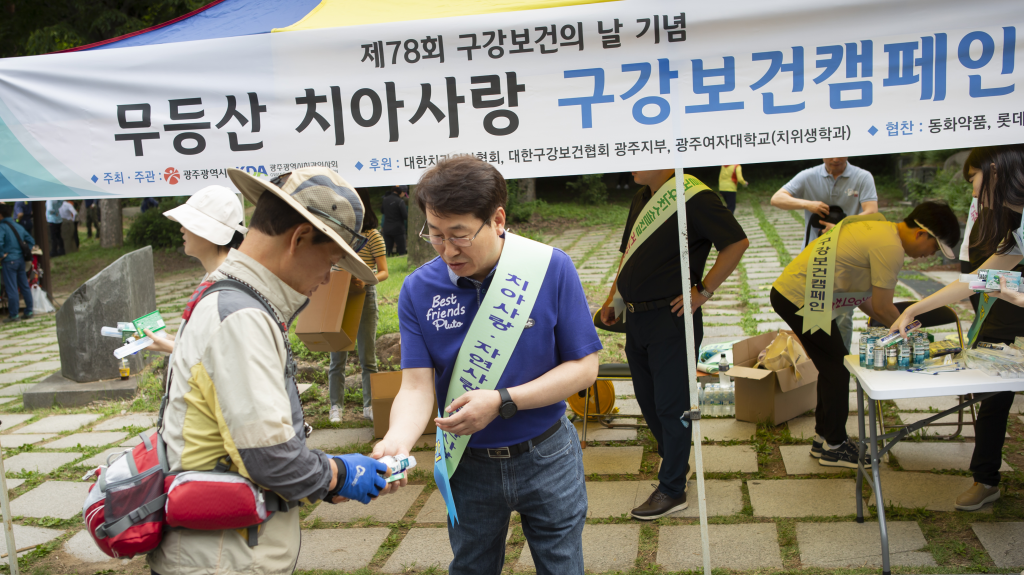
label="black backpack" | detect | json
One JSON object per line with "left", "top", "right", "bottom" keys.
{"left": 1, "top": 219, "right": 32, "bottom": 261}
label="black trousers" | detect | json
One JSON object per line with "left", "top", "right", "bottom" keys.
{"left": 383, "top": 231, "right": 406, "bottom": 256}
{"left": 48, "top": 222, "right": 64, "bottom": 256}
{"left": 971, "top": 335, "right": 1018, "bottom": 486}
{"left": 771, "top": 288, "right": 851, "bottom": 444}
{"left": 624, "top": 306, "right": 702, "bottom": 499}
{"left": 721, "top": 191, "right": 737, "bottom": 213}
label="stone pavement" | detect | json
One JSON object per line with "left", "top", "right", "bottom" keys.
{"left": 0, "top": 200, "right": 1020, "bottom": 574}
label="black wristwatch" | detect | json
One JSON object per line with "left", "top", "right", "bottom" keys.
{"left": 498, "top": 388, "right": 517, "bottom": 419}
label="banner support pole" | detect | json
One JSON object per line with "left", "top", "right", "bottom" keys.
{"left": 0, "top": 430, "right": 19, "bottom": 575}
{"left": 675, "top": 166, "right": 711, "bottom": 575}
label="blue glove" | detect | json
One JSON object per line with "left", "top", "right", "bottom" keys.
{"left": 330, "top": 454, "right": 388, "bottom": 504}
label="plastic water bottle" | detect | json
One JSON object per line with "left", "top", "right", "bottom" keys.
{"left": 726, "top": 383, "right": 735, "bottom": 417}
{"left": 718, "top": 353, "right": 731, "bottom": 385}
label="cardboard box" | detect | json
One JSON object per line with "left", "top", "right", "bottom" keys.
{"left": 371, "top": 371, "right": 438, "bottom": 439}
{"left": 726, "top": 330, "right": 818, "bottom": 426}
{"left": 295, "top": 270, "right": 365, "bottom": 352}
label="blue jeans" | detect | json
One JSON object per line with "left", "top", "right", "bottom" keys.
{"left": 328, "top": 286, "right": 377, "bottom": 408}
{"left": 1, "top": 259, "right": 32, "bottom": 318}
{"left": 446, "top": 417, "right": 586, "bottom": 575}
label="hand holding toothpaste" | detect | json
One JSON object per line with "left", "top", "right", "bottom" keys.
{"left": 992, "top": 276, "right": 1024, "bottom": 307}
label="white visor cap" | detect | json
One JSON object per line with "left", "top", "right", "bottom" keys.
{"left": 163, "top": 185, "right": 248, "bottom": 246}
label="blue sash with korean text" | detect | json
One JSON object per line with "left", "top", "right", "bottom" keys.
{"left": 433, "top": 232, "right": 553, "bottom": 525}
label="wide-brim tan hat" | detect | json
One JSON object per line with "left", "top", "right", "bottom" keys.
{"left": 227, "top": 167, "right": 377, "bottom": 285}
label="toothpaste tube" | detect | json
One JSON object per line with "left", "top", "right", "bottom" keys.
{"left": 378, "top": 455, "right": 417, "bottom": 483}
{"left": 878, "top": 320, "right": 923, "bottom": 348}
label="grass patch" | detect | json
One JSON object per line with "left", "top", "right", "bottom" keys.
{"left": 749, "top": 196, "right": 792, "bottom": 267}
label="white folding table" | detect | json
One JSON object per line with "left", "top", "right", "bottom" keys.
{"left": 843, "top": 355, "right": 1024, "bottom": 575}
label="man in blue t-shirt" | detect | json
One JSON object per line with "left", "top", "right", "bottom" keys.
{"left": 374, "top": 156, "right": 601, "bottom": 575}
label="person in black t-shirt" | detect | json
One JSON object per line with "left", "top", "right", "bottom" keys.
{"left": 382, "top": 185, "right": 409, "bottom": 255}
{"left": 599, "top": 169, "right": 748, "bottom": 520}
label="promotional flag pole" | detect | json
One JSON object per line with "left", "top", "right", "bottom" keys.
{"left": 675, "top": 166, "right": 711, "bottom": 575}
{"left": 0, "top": 430, "right": 20, "bottom": 575}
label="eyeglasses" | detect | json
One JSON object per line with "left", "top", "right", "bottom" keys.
{"left": 307, "top": 206, "right": 368, "bottom": 252}
{"left": 419, "top": 221, "right": 487, "bottom": 247}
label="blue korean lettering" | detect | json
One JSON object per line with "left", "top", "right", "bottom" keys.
{"left": 814, "top": 40, "right": 873, "bottom": 109}
{"left": 882, "top": 35, "right": 947, "bottom": 101}
{"left": 685, "top": 57, "right": 743, "bottom": 113}
{"left": 558, "top": 68, "right": 614, "bottom": 128}
{"left": 619, "top": 58, "right": 678, "bottom": 124}
{"left": 958, "top": 27, "right": 1015, "bottom": 98}
{"left": 749, "top": 47, "right": 805, "bottom": 114}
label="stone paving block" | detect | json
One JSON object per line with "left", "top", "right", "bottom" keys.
{"left": 10, "top": 481, "right": 90, "bottom": 518}
{"left": 45, "top": 431, "right": 127, "bottom": 449}
{"left": 897, "top": 412, "right": 1001, "bottom": 438}
{"left": 658, "top": 524, "right": 782, "bottom": 571}
{"left": 64, "top": 530, "right": 128, "bottom": 564}
{"left": 586, "top": 480, "right": 641, "bottom": 518}
{"left": 797, "top": 521, "right": 936, "bottom": 567}
{"left": 518, "top": 524, "right": 639, "bottom": 573}
{"left": 94, "top": 413, "right": 157, "bottom": 431}
{"left": 4, "top": 479, "right": 25, "bottom": 491}
{"left": 15, "top": 413, "right": 101, "bottom": 434}
{"left": 10, "top": 360, "right": 61, "bottom": 373}
{"left": 384, "top": 527, "right": 495, "bottom": 573}
{"left": 891, "top": 442, "right": 1012, "bottom": 472}
{"left": 696, "top": 418, "right": 756, "bottom": 442}
{"left": 5, "top": 452, "right": 81, "bottom": 474}
{"left": 311, "top": 484, "right": 423, "bottom": 523}
{"left": 81, "top": 447, "right": 133, "bottom": 468}
{"left": 305, "top": 427, "right": 374, "bottom": 450}
{"left": 3, "top": 353, "right": 52, "bottom": 363}
{"left": 613, "top": 381, "right": 634, "bottom": 396}
{"left": 867, "top": 470, "right": 978, "bottom": 512}
{"left": 1, "top": 434, "right": 55, "bottom": 449}
{"left": 0, "top": 524, "right": 64, "bottom": 557}
{"left": 748, "top": 478, "right": 856, "bottom": 517}
{"left": 704, "top": 326, "right": 746, "bottom": 337}
{"left": 614, "top": 398, "right": 641, "bottom": 416}
{"left": 0, "top": 380, "right": 35, "bottom": 391}
{"left": 120, "top": 427, "right": 158, "bottom": 446}
{"left": 779, "top": 445, "right": 848, "bottom": 475}
{"left": 0, "top": 413, "right": 35, "bottom": 431}
{"left": 415, "top": 490, "right": 449, "bottom": 523}
{"left": 0, "top": 397, "right": 17, "bottom": 406}
{"left": 971, "top": 522, "right": 1024, "bottom": 568}
{"left": 582, "top": 446, "right": 643, "bottom": 475}
{"left": 699, "top": 445, "right": 758, "bottom": 472}
{"left": 1012, "top": 393, "right": 1023, "bottom": 414}
{"left": 296, "top": 527, "right": 391, "bottom": 571}
{"left": 892, "top": 395, "right": 961, "bottom": 411}
{"left": 573, "top": 420, "right": 636, "bottom": 441}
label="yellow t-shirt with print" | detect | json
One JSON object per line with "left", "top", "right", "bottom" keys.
{"left": 773, "top": 220, "right": 905, "bottom": 308}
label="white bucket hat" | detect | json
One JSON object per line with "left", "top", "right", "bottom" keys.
{"left": 163, "top": 185, "right": 247, "bottom": 246}
{"left": 227, "top": 167, "right": 377, "bottom": 285}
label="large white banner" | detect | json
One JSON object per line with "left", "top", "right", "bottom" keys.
{"left": 0, "top": 0, "right": 1022, "bottom": 199}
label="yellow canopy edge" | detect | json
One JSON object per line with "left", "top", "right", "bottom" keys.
{"left": 274, "top": 0, "right": 618, "bottom": 33}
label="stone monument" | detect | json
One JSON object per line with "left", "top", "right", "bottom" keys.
{"left": 25, "top": 246, "right": 157, "bottom": 408}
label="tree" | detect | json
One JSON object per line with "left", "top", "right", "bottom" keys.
{"left": 1, "top": 0, "right": 207, "bottom": 58}
{"left": 406, "top": 185, "right": 434, "bottom": 269}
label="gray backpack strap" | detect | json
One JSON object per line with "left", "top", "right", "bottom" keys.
{"left": 95, "top": 494, "right": 167, "bottom": 539}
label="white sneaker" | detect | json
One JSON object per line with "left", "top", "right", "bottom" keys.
{"left": 329, "top": 404, "right": 342, "bottom": 423}
{"left": 363, "top": 406, "right": 373, "bottom": 421}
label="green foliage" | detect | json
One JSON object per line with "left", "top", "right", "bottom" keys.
{"left": 2, "top": 0, "right": 209, "bottom": 57}
{"left": 505, "top": 178, "right": 546, "bottom": 223}
{"left": 904, "top": 166, "right": 973, "bottom": 216}
{"left": 126, "top": 198, "right": 187, "bottom": 249}
{"left": 566, "top": 174, "right": 608, "bottom": 205}
{"left": 902, "top": 148, "right": 964, "bottom": 167}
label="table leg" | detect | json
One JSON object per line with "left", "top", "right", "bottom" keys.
{"left": 869, "top": 399, "right": 891, "bottom": 575}
{"left": 856, "top": 380, "right": 866, "bottom": 523}
{"left": 581, "top": 385, "right": 590, "bottom": 449}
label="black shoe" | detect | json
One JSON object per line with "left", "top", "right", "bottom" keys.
{"left": 21, "top": 311, "right": 33, "bottom": 320}
{"left": 810, "top": 440, "right": 824, "bottom": 459}
{"left": 2, "top": 316, "right": 19, "bottom": 324}
{"left": 631, "top": 485, "right": 687, "bottom": 520}
{"left": 819, "top": 438, "right": 871, "bottom": 469}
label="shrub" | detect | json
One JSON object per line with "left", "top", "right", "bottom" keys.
{"left": 126, "top": 198, "right": 187, "bottom": 249}
{"left": 904, "top": 167, "right": 972, "bottom": 217}
{"left": 505, "top": 178, "right": 546, "bottom": 223}
{"left": 566, "top": 174, "right": 608, "bottom": 205}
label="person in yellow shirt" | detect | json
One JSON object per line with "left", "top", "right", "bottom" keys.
{"left": 770, "top": 201, "right": 958, "bottom": 469}
{"left": 718, "top": 164, "right": 748, "bottom": 213}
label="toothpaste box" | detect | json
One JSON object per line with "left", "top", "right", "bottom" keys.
{"left": 132, "top": 310, "right": 166, "bottom": 336}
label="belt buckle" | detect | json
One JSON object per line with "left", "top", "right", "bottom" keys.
{"left": 627, "top": 303, "right": 635, "bottom": 313}
{"left": 486, "top": 447, "right": 511, "bottom": 459}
